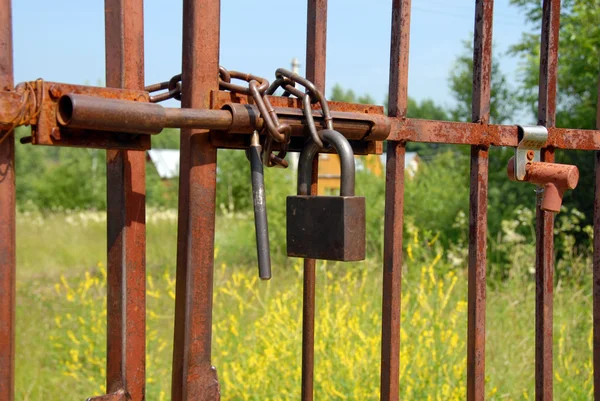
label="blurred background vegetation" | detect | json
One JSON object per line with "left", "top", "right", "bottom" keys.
{"left": 13, "top": 0, "right": 600, "bottom": 274}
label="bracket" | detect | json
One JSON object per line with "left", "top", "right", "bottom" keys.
{"left": 513, "top": 125, "right": 548, "bottom": 181}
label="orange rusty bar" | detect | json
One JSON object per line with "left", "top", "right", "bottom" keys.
{"left": 535, "top": 1, "right": 560, "bottom": 400}
{"left": 467, "top": 1, "right": 493, "bottom": 400}
{"left": 171, "top": 0, "right": 221, "bottom": 400}
{"left": 388, "top": 118, "right": 600, "bottom": 150}
{"left": 380, "top": 1, "right": 411, "bottom": 401}
{"left": 507, "top": 158, "right": 579, "bottom": 213}
{"left": 595, "top": 69, "right": 600, "bottom": 401}
{"left": 102, "top": 1, "right": 146, "bottom": 401}
{"left": 0, "top": 1, "right": 14, "bottom": 400}
{"left": 302, "top": 1, "right": 327, "bottom": 400}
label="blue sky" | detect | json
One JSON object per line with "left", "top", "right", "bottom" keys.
{"left": 12, "top": 0, "right": 531, "bottom": 110}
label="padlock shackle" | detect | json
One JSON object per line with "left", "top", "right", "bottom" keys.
{"left": 297, "top": 129, "right": 355, "bottom": 196}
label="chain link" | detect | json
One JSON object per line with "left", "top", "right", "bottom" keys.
{"left": 145, "top": 66, "right": 335, "bottom": 167}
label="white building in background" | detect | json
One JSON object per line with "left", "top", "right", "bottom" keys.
{"left": 147, "top": 149, "right": 180, "bottom": 179}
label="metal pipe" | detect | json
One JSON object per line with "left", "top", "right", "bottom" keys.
{"left": 57, "top": 94, "right": 233, "bottom": 134}
{"left": 248, "top": 131, "right": 272, "bottom": 280}
{"left": 56, "top": 94, "right": 389, "bottom": 141}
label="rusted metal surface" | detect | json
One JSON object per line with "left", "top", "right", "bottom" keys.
{"left": 535, "top": 1, "right": 560, "bottom": 400}
{"left": 380, "top": 1, "right": 411, "bottom": 400}
{"left": 57, "top": 94, "right": 232, "bottom": 133}
{"left": 100, "top": 2, "right": 146, "bottom": 401}
{"left": 389, "top": 118, "right": 600, "bottom": 150}
{"left": 467, "top": 1, "right": 492, "bottom": 400}
{"left": 0, "top": 1, "right": 14, "bottom": 401}
{"left": 28, "top": 82, "right": 149, "bottom": 149}
{"left": 213, "top": 92, "right": 390, "bottom": 141}
{"left": 507, "top": 158, "right": 579, "bottom": 213}
{"left": 54, "top": 91, "right": 389, "bottom": 144}
{"left": 171, "top": 0, "right": 221, "bottom": 400}
{"left": 1, "top": 0, "right": 599, "bottom": 399}
{"left": 594, "top": 70, "right": 600, "bottom": 401}
{"left": 0, "top": 91, "right": 23, "bottom": 129}
{"left": 302, "top": 1, "right": 327, "bottom": 400}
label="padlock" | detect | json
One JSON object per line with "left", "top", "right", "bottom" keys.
{"left": 286, "top": 129, "right": 366, "bottom": 261}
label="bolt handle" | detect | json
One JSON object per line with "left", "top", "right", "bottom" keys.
{"left": 507, "top": 157, "right": 579, "bottom": 213}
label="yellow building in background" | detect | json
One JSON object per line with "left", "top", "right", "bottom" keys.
{"left": 316, "top": 152, "right": 418, "bottom": 195}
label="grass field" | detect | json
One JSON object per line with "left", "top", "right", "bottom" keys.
{"left": 13, "top": 210, "right": 594, "bottom": 400}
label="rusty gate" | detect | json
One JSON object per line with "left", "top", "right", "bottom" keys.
{"left": 0, "top": 0, "right": 598, "bottom": 400}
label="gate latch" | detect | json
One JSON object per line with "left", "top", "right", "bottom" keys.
{"left": 514, "top": 125, "right": 548, "bottom": 181}
{"left": 507, "top": 125, "right": 579, "bottom": 213}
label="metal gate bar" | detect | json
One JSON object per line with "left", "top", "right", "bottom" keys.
{"left": 301, "top": 1, "right": 327, "bottom": 400}
{"left": 467, "top": 1, "right": 493, "bottom": 400}
{"left": 536, "top": 2, "right": 560, "bottom": 400}
{"left": 171, "top": 0, "right": 221, "bottom": 399}
{"left": 380, "top": 1, "right": 410, "bottom": 400}
{"left": 0, "top": 1, "right": 14, "bottom": 400}
{"left": 300, "top": 0, "right": 327, "bottom": 401}
{"left": 594, "top": 70, "right": 600, "bottom": 400}
{"left": 103, "top": 1, "right": 147, "bottom": 401}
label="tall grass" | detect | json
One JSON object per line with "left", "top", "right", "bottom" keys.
{"left": 14, "top": 211, "right": 594, "bottom": 400}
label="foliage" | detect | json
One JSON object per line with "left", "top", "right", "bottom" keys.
{"left": 45, "top": 227, "right": 473, "bottom": 400}
{"left": 509, "top": 0, "right": 600, "bottom": 128}
{"left": 508, "top": 0, "right": 600, "bottom": 229}
{"left": 19, "top": 212, "right": 591, "bottom": 400}
{"left": 405, "top": 150, "right": 470, "bottom": 250}
{"left": 448, "top": 40, "right": 517, "bottom": 124}
{"left": 330, "top": 83, "right": 377, "bottom": 105}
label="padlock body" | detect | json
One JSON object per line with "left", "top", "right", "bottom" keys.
{"left": 286, "top": 195, "right": 366, "bottom": 261}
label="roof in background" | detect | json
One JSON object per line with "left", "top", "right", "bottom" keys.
{"left": 147, "top": 149, "right": 180, "bottom": 179}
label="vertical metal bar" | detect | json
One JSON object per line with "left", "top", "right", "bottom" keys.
{"left": 594, "top": 72, "right": 600, "bottom": 401}
{"left": 302, "top": 1, "right": 327, "bottom": 400}
{"left": 535, "top": 1, "right": 560, "bottom": 400}
{"left": 380, "top": 1, "right": 410, "bottom": 400}
{"left": 0, "top": 1, "right": 14, "bottom": 400}
{"left": 467, "top": 1, "right": 493, "bottom": 400}
{"left": 171, "top": 0, "right": 221, "bottom": 400}
{"left": 103, "top": 1, "right": 146, "bottom": 401}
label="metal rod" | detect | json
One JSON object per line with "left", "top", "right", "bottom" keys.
{"left": 535, "top": 1, "right": 560, "bottom": 400}
{"left": 387, "top": 119, "right": 600, "bottom": 150}
{"left": 594, "top": 67, "right": 600, "bottom": 401}
{"left": 102, "top": 1, "right": 146, "bottom": 401}
{"left": 381, "top": 1, "right": 411, "bottom": 400}
{"left": 302, "top": 1, "right": 327, "bottom": 399}
{"left": 467, "top": 1, "right": 493, "bottom": 400}
{"left": 0, "top": 0, "right": 15, "bottom": 400}
{"left": 57, "top": 94, "right": 233, "bottom": 133}
{"left": 249, "top": 132, "right": 272, "bottom": 280}
{"left": 44, "top": 89, "right": 600, "bottom": 151}
{"left": 55, "top": 94, "right": 389, "bottom": 139}
{"left": 171, "top": 0, "right": 221, "bottom": 400}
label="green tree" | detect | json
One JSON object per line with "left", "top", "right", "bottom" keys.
{"left": 448, "top": 40, "right": 517, "bottom": 124}
{"left": 508, "top": 0, "right": 600, "bottom": 233}
{"left": 510, "top": 0, "right": 600, "bottom": 128}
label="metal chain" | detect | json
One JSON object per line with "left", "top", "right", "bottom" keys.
{"left": 144, "top": 66, "right": 334, "bottom": 166}
{"left": 266, "top": 68, "right": 334, "bottom": 149}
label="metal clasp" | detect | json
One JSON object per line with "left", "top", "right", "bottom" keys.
{"left": 513, "top": 125, "right": 548, "bottom": 181}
